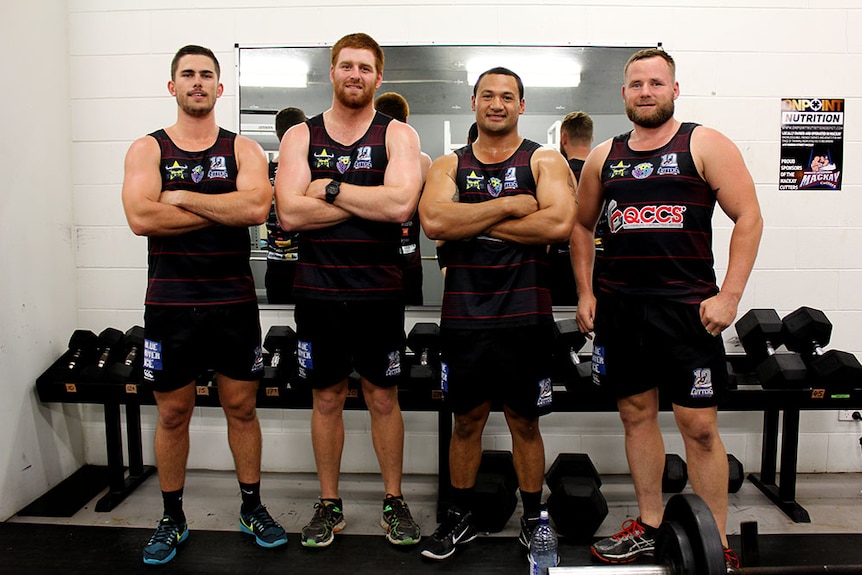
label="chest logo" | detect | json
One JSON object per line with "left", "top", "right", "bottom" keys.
{"left": 165, "top": 160, "right": 187, "bottom": 181}
{"left": 465, "top": 170, "right": 484, "bottom": 190}
{"left": 487, "top": 177, "right": 503, "bottom": 197}
{"left": 207, "top": 156, "right": 228, "bottom": 179}
{"left": 631, "top": 162, "right": 654, "bottom": 179}
{"left": 503, "top": 167, "right": 518, "bottom": 190}
{"left": 658, "top": 153, "right": 680, "bottom": 176}
{"left": 314, "top": 149, "right": 334, "bottom": 168}
{"left": 354, "top": 146, "right": 372, "bottom": 169}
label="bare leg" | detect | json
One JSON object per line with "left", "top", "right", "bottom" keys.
{"left": 217, "top": 374, "right": 261, "bottom": 484}
{"left": 674, "top": 404, "right": 729, "bottom": 547}
{"left": 153, "top": 383, "right": 196, "bottom": 492}
{"left": 619, "top": 389, "right": 665, "bottom": 529}
{"left": 503, "top": 407, "right": 545, "bottom": 493}
{"left": 450, "top": 403, "right": 491, "bottom": 488}
{"left": 311, "top": 379, "right": 349, "bottom": 499}
{"left": 361, "top": 378, "right": 405, "bottom": 496}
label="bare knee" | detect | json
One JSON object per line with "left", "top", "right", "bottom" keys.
{"left": 363, "top": 384, "right": 399, "bottom": 417}
{"left": 314, "top": 385, "right": 348, "bottom": 418}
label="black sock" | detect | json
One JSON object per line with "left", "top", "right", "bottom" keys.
{"left": 162, "top": 488, "right": 185, "bottom": 524}
{"left": 321, "top": 497, "right": 343, "bottom": 512}
{"left": 451, "top": 486, "right": 474, "bottom": 514}
{"left": 239, "top": 481, "right": 261, "bottom": 514}
{"left": 520, "top": 489, "right": 543, "bottom": 519}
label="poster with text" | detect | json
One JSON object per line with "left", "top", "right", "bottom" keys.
{"left": 779, "top": 98, "right": 844, "bottom": 191}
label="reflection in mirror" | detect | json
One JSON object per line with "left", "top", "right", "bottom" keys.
{"left": 237, "top": 44, "right": 649, "bottom": 307}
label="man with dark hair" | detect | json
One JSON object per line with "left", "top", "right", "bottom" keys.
{"left": 122, "top": 44, "right": 287, "bottom": 565}
{"left": 572, "top": 48, "right": 762, "bottom": 568}
{"left": 275, "top": 33, "right": 424, "bottom": 548}
{"left": 265, "top": 106, "right": 307, "bottom": 304}
{"left": 418, "top": 66, "right": 575, "bottom": 560}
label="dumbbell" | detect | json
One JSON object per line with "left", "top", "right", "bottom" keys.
{"left": 727, "top": 453, "right": 745, "bottom": 493}
{"left": 662, "top": 453, "right": 688, "bottom": 493}
{"left": 80, "top": 328, "right": 125, "bottom": 381}
{"left": 472, "top": 450, "right": 519, "bottom": 533}
{"left": 545, "top": 453, "right": 608, "bottom": 540}
{"left": 57, "top": 329, "right": 99, "bottom": 378}
{"left": 406, "top": 322, "right": 440, "bottom": 381}
{"left": 782, "top": 306, "right": 862, "bottom": 389}
{"left": 107, "top": 326, "right": 145, "bottom": 383}
{"left": 263, "top": 325, "right": 297, "bottom": 383}
{"left": 553, "top": 319, "right": 592, "bottom": 390}
{"left": 735, "top": 309, "right": 808, "bottom": 389}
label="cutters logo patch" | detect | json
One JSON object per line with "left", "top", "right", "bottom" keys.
{"left": 314, "top": 149, "right": 334, "bottom": 168}
{"left": 208, "top": 156, "right": 228, "bottom": 179}
{"left": 166, "top": 160, "right": 187, "bottom": 181}
{"left": 690, "top": 368, "right": 715, "bottom": 398}
{"left": 251, "top": 346, "right": 264, "bottom": 373}
{"left": 536, "top": 377, "right": 553, "bottom": 408}
{"left": 385, "top": 350, "right": 402, "bottom": 377}
{"left": 631, "top": 162, "right": 654, "bottom": 179}
{"left": 608, "top": 160, "right": 629, "bottom": 179}
{"left": 337, "top": 155, "right": 351, "bottom": 174}
{"left": 354, "top": 146, "right": 372, "bottom": 169}
{"left": 465, "top": 170, "right": 484, "bottom": 190}
{"left": 503, "top": 167, "right": 518, "bottom": 190}
{"left": 487, "top": 177, "right": 503, "bottom": 197}
{"left": 658, "top": 153, "right": 680, "bottom": 176}
{"left": 191, "top": 165, "right": 204, "bottom": 183}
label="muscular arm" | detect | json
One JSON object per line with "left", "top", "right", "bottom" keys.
{"left": 485, "top": 147, "right": 576, "bottom": 245}
{"left": 122, "top": 136, "right": 212, "bottom": 237}
{"left": 158, "top": 135, "right": 272, "bottom": 227}
{"left": 693, "top": 127, "right": 764, "bottom": 333}
{"left": 418, "top": 154, "right": 539, "bottom": 241}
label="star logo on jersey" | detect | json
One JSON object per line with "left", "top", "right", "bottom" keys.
{"left": 608, "top": 160, "right": 629, "bottom": 179}
{"left": 503, "top": 167, "right": 518, "bottom": 190}
{"left": 165, "top": 160, "right": 187, "bottom": 180}
{"left": 632, "top": 162, "right": 654, "bottom": 180}
{"left": 207, "top": 156, "right": 228, "bottom": 179}
{"left": 314, "top": 149, "right": 334, "bottom": 169}
{"left": 337, "top": 155, "right": 352, "bottom": 174}
{"left": 487, "top": 177, "right": 503, "bottom": 197}
{"left": 465, "top": 170, "right": 484, "bottom": 190}
{"left": 191, "top": 165, "right": 204, "bottom": 183}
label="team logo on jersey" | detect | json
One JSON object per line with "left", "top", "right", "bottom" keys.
{"left": 314, "top": 149, "right": 334, "bottom": 168}
{"left": 465, "top": 170, "right": 484, "bottom": 190}
{"left": 191, "top": 165, "right": 204, "bottom": 183}
{"left": 385, "top": 350, "right": 402, "bottom": 377}
{"left": 608, "top": 198, "right": 686, "bottom": 232}
{"left": 608, "top": 160, "right": 629, "bottom": 179}
{"left": 354, "top": 146, "right": 372, "bottom": 169}
{"left": 503, "top": 167, "right": 518, "bottom": 190}
{"left": 658, "top": 153, "right": 680, "bottom": 176}
{"left": 207, "top": 156, "right": 228, "bottom": 179}
{"left": 251, "top": 346, "right": 264, "bottom": 373}
{"left": 632, "top": 162, "right": 654, "bottom": 179}
{"left": 337, "top": 155, "right": 352, "bottom": 174}
{"left": 536, "top": 377, "right": 553, "bottom": 408}
{"left": 487, "top": 177, "right": 503, "bottom": 197}
{"left": 689, "top": 367, "right": 715, "bottom": 398}
{"left": 165, "top": 160, "right": 187, "bottom": 181}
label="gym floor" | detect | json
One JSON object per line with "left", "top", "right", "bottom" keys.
{"left": 4, "top": 470, "right": 862, "bottom": 574}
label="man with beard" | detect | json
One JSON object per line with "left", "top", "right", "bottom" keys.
{"left": 275, "top": 33, "right": 423, "bottom": 548}
{"left": 418, "top": 67, "right": 575, "bottom": 561}
{"left": 122, "top": 45, "right": 286, "bottom": 565}
{"left": 571, "top": 48, "right": 762, "bottom": 568}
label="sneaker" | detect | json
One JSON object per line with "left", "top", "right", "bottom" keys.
{"left": 724, "top": 547, "right": 741, "bottom": 569}
{"left": 590, "top": 517, "right": 658, "bottom": 564}
{"left": 142, "top": 515, "right": 188, "bottom": 565}
{"left": 239, "top": 504, "right": 288, "bottom": 548}
{"left": 518, "top": 514, "right": 541, "bottom": 548}
{"left": 300, "top": 500, "right": 346, "bottom": 548}
{"left": 420, "top": 506, "right": 479, "bottom": 560}
{"left": 381, "top": 495, "right": 421, "bottom": 545}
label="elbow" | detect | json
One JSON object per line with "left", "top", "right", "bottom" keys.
{"left": 421, "top": 220, "right": 446, "bottom": 241}
{"left": 547, "top": 220, "right": 575, "bottom": 244}
{"left": 248, "top": 204, "right": 270, "bottom": 226}
{"left": 127, "top": 217, "right": 152, "bottom": 237}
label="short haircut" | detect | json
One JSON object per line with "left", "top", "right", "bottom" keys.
{"left": 560, "top": 111, "right": 594, "bottom": 144}
{"left": 275, "top": 107, "right": 307, "bottom": 141}
{"left": 331, "top": 33, "right": 384, "bottom": 75}
{"left": 171, "top": 45, "right": 220, "bottom": 80}
{"left": 374, "top": 92, "right": 410, "bottom": 122}
{"left": 624, "top": 48, "right": 676, "bottom": 80}
{"left": 472, "top": 66, "right": 524, "bottom": 100}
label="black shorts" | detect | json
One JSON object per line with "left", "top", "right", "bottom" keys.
{"left": 294, "top": 298, "right": 405, "bottom": 389}
{"left": 265, "top": 259, "right": 297, "bottom": 304}
{"left": 440, "top": 324, "right": 554, "bottom": 418}
{"left": 591, "top": 296, "right": 727, "bottom": 408}
{"left": 142, "top": 302, "right": 263, "bottom": 393}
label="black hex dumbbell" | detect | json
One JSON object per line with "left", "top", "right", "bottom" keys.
{"left": 472, "top": 450, "right": 519, "bottom": 533}
{"left": 782, "top": 306, "right": 862, "bottom": 390}
{"left": 406, "top": 322, "right": 440, "bottom": 384}
{"left": 545, "top": 453, "right": 608, "bottom": 541}
{"left": 107, "top": 326, "right": 145, "bottom": 383}
{"left": 81, "top": 328, "right": 125, "bottom": 381}
{"left": 51, "top": 329, "right": 99, "bottom": 380}
{"left": 662, "top": 453, "right": 688, "bottom": 493}
{"left": 553, "top": 319, "right": 591, "bottom": 390}
{"left": 263, "top": 325, "right": 297, "bottom": 384}
{"left": 735, "top": 309, "right": 808, "bottom": 389}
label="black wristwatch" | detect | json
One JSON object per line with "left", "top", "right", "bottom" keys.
{"left": 325, "top": 180, "right": 341, "bottom": 204}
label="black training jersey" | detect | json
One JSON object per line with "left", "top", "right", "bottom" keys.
{"left": 145, "top": 128, "right": 256, "bottom": 306}
{"left": 295, "top": 111, "right": 401, "bottom": 301}
{"left": 441, "top": 139, "right": 553, "bottom": 329}
{"left": 598, "top": 122, "right": 718, "bottom": 303}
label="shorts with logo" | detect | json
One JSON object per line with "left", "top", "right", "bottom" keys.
{"left": 142, "top": 302, "right": 263, "bottom": 393}
{"left": 440, "top": 324, "right": 555, "bottom": 418}
{"left": 294, "top": 298, "right": 405, "bottom": 390}
{"left": 590, "top": 295, "right": 726, "bottom": 408}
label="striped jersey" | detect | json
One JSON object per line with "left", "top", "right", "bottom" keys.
{"left": 145, "top": 128, "right": 255, "bottom": 306}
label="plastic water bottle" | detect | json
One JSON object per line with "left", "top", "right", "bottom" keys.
{"left": 528, "top": 509, "right": 558, "bottom": 575}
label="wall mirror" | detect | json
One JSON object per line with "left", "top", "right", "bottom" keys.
{"left": 237, "top": 44, "right": 649, "bottom": 307}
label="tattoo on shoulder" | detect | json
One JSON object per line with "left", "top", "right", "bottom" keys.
{"left": 450, "top": 190, "right": 460, "bottom": 202}
{"left": 567, "top": 172, "right": 577, "bottom": 205}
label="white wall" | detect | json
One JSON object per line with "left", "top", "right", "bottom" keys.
{"left": 7, "top": 1, "right": 862, "bottom": 517}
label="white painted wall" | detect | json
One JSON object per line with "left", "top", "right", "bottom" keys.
{"left": 6, "top": 1, "right": 862, "bottom": 518}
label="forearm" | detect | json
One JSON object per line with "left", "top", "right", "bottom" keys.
{"left": 570, "top": 223, "right": 597, "bottom": 298}
{"left": 486, "top": 209, "right": 571, "bottom": 245}
{"left": 719, "top": 214, "right": 763, "bottom": 299}
{"left": 329, "top": 182, "right": 417, "bottom": 224}
{"left": 163, "top": 189, "right": 270, "bottom": 227}
{"left": 127, "top": 201, "right": 213, "bottom": 237}
{"left": 277, "top": 194, "right": 352, "bottom": 232}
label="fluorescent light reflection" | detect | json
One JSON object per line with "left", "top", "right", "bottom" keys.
{"left": 241, "top": 49, "right": 309, "bottom": 88}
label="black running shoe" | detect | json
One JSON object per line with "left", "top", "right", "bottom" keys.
{"left": 381, "top": 495, "right": 421, "bottom": 545}
{"left": 239, "top": 504, "right": 288, "bottom": 548}
{"left": 420, "top": 507, "right": 478, "bottom": 560}
{"left": 142, "top": 515, "right": 188, "bottom": 565}
{"left": 518, "top": 514, "right": 541, "bottom": 548}
{"left": 591, "top": 517, "right": 658, "bottom": 564}
{"left": 301, "top": 500, "right": 346, "bottom": 548}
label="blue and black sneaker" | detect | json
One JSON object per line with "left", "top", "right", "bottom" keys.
{"left": 142, "top": 515, "right": 188, "bottom": 565}
{"left": 239, "top": 504, "right": 288, "bottom": 548}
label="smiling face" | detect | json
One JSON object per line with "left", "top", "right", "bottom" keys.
{"left": 471, "top": 73, "right": 525, "bottom": 137}
{"left": 330, "top": 47, "right": 382, "bottom": 110}
{"left": 169, "top": 54, "right": 223, "bottom": 118}
{"left": 622, "top": 55, "right": 679, "bottom": 129}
